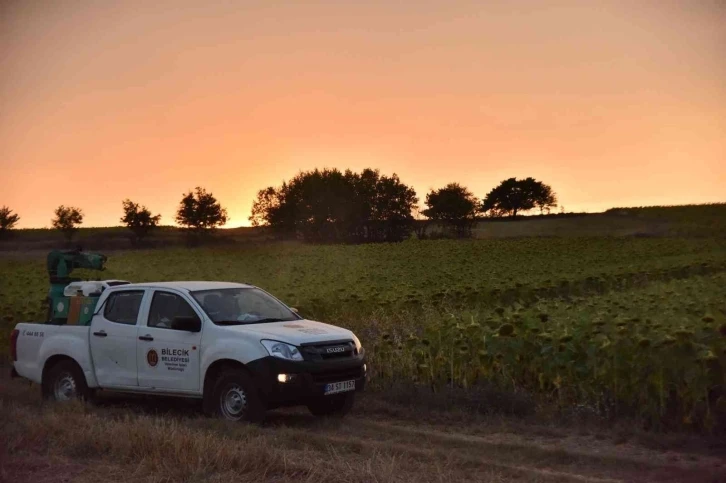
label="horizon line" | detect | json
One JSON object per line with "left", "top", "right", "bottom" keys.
{"left": 9, "top": 201, "right": 726, "bottom": 231}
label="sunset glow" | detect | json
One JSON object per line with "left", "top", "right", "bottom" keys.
{"left": 2, "top": 0, "right": 724, "bottom": 228}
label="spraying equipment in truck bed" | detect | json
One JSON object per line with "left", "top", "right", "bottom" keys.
{"left": 46, "top": 249, "right": 129, "bottom": 324}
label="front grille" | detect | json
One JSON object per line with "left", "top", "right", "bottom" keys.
{"left": 311, "top": 366, "right": 363, "bottom": 384}
{"left": 301, "top": 340, "right": 356, "bottom": 361}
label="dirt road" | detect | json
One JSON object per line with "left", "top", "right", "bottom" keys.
{"left": 1, "top": 374, "right": 724, "bottom": 483}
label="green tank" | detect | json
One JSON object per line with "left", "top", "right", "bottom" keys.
{"left": 46, "top": 249, "right": 107, "bottom": 324}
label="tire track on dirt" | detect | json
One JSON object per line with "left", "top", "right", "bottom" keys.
{"left": 353, "top": 418, "right": 726, "bottom": 473}
{"left": 270, "top": 416, "right": 725, "bottom": 483}
{"left": 284, "top": 429, "right": 621, "bottom": 483}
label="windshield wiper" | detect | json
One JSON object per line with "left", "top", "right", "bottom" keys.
{"left": 214, "top": 317, "right": 289, "bottom": 325}
{"left": 248, "top": 317, "right": 288, "bottom": 324}
{"left": 215, "top": 320, "right": 245, "bottom": 326}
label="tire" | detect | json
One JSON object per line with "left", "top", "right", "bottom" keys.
{"left": 42, "top": 360, "right": 90, "bottom": 402}
{"left": 307, "top": 392, "right": 355, "bottom": 417}
{"left": 209, "top": 370, "right": 265, "bottom": 423}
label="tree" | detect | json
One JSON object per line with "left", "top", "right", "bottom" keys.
{"left": 533, "top": 183, "right": 558, "bottom": 214}
{"left": 412, "top": 205, "right": 431, "bottom": 240}
{"left": 52, "top": 205, "right": 84, "bottom": 241}
{"left": 481, "top": 177, "right": 557, "bottom": 218}
{"left": 422, "top": 183, "right": 478, "bottom": 238}
{"left": 175, "top": 187, "right": 228, "bottom": 235}
{"left": 250, "top": 168, "right": 418, "bottom": 243}
{"left": 120, "top": 199, "right": 161, "bottom": 244}
{"left": 0, "top": 206, "right": 20, "bottom": 238}
{"left": 367, "top": 172, "right": 418, "bottom": 242}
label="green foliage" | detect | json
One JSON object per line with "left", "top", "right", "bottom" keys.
{"left": 120, "top": 199, "right": 161, "bottom": 243}
{"left": 482, "top": 177, "right": 557, "bottom": 218}
{"left": 373, "top": 273, "right": 726, "bottom": 430}
{"left": 605, "top": 203, "right": 726, "bottom": 236}
{"left": 1, "top": 236, "right": 725, "bottom": 430}
{"left": 51, "top": 205, "right": 83, "bottom": 241}
{"left": 250, "top": 168, "right": 418, "bottom": 243}
{"left": 175, "top": 187, "right": 228, "bottom": 234}
{"left": 0, "top": 206, "right": 20, "bottom": 237}
{"left": 422, "top": 183, "right": 478, "bottom": 238}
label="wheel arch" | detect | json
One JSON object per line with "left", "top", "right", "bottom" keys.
{"left": 202, "top": 358, "right": 252, "bottom": 399}
{"left": 41, "top": 354, "right": 90, "bottom": 400}
{"left": 42, "top": 354, "right": 84, "bottom": 384}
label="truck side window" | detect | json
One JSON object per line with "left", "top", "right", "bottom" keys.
{"left": 148, "top": 292, "right": 199, "bottom": 330}
{"left": 103, "top": 291, "right": 144, "bottom": 325}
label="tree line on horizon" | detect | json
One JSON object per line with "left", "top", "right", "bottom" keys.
{"left": 251, "top": 169, "right": 557, "bottom": 242}
{"left": 0, "top": 187, "right": 228, "bottom": 244}
{"left": 0, "top": 169, "right": 557, "bottom": 244}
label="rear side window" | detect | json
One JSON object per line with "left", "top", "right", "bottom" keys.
{"left": 103, "top": 291, "right": 144, "bottom": 325}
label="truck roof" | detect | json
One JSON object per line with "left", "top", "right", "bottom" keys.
{"left": 115, "top": 281, "right": 255, "bottom": 292}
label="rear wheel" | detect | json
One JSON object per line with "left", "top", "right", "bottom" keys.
{"left": 209, "top": 370, "right": 265, "bottom": 423}
{"left": 307, "top": 392, "right": 355, "bottom": 417}
{"left": 42, "top": 360, "right": 90, "bottom": 402}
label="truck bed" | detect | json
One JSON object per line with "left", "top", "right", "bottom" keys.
{"left": 13, "top": 323, "right": 93, "bottom": 386}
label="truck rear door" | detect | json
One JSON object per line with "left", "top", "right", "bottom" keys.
{"left": 89, "top": 289, "right": 147, "bottom": 387}
{"left": 136, "top": 289, "right": 203, "bottom": 392}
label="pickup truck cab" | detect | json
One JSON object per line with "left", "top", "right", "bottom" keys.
{"left": 10, "top": 281, "right": 366, "bottom": 421}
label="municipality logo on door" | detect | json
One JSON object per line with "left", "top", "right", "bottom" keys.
{"left": 147, "top": 349, "right": 159, "bottom": 367}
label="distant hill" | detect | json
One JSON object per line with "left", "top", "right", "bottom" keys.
{"left": 604, "top": 203, "right": 726, "bottom": 233}
{"left": 1, "top": 203, "right": 723, "bottom": 251}
{"left": 473, "top": 203, "right": 725, "bottom": 238}
{"left": 0, "top": 225, "right": 271, "bottom": 252}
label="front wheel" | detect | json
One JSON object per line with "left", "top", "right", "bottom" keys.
{"left": 209, "top": 370, "right": 265, "bottom": 423}
{"left": 42, "top": 360, "right": 90, "bottom": 402}
{"left": 307, "top": 392, "right": 355, "bottom": 417}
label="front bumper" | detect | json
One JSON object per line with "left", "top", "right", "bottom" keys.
{"left": 246, "top": 353, "right": 366, "bottom": 408}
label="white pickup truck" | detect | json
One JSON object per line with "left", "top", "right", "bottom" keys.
{"left": 10, "top": 281, "right": 366, "bottom": 422}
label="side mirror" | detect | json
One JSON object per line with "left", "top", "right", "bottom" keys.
{"left": 290, "top": 307, "right": 299, "bottom": 314}
{"left": 172, "top": 315, "right": 202, "bottom": 332}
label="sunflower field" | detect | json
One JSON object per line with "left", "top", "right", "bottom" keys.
{"left": 1, "top": 236, "right": 725, "bottom": 429}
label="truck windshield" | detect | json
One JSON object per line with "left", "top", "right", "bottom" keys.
{"left": 191, "top": 288, "right": 299, "bottom": 325}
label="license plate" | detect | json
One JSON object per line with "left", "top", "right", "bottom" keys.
{"left": 324, "top": 380, "right": 355, "bottom": 395}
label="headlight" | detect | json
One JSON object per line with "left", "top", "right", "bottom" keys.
{"left": 260, "top": 340, "right": 304, "bottom": 361}
{"left": 352, "top": 334, "right": 364, "bottom": 355}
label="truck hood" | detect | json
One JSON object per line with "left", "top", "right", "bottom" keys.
{"left": 218, "top": 319, "right": 355, "bottom": 345}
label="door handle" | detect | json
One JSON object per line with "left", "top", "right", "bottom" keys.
{"left": 139, "top": 335, "right": 154, "bottom": 342}
{"left": 92, "top": 331, "right": 107, "bottom": 337}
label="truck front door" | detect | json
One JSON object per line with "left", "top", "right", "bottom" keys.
{"left": 89, "top": 289, "right": 146, "bottom": 387}
{"left": 136, "top": 290, "right": 203, "bottom": 392}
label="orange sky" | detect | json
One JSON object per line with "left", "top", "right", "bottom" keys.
{"left": 1, "top": 1, "right": 724, "bottom": 228}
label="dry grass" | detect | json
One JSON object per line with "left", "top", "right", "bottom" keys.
{"left": 2, "top": 371, "right": 725, "bottom": 483}
{"left": 1, "top": 400, "right": 421, "bottom": 483}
